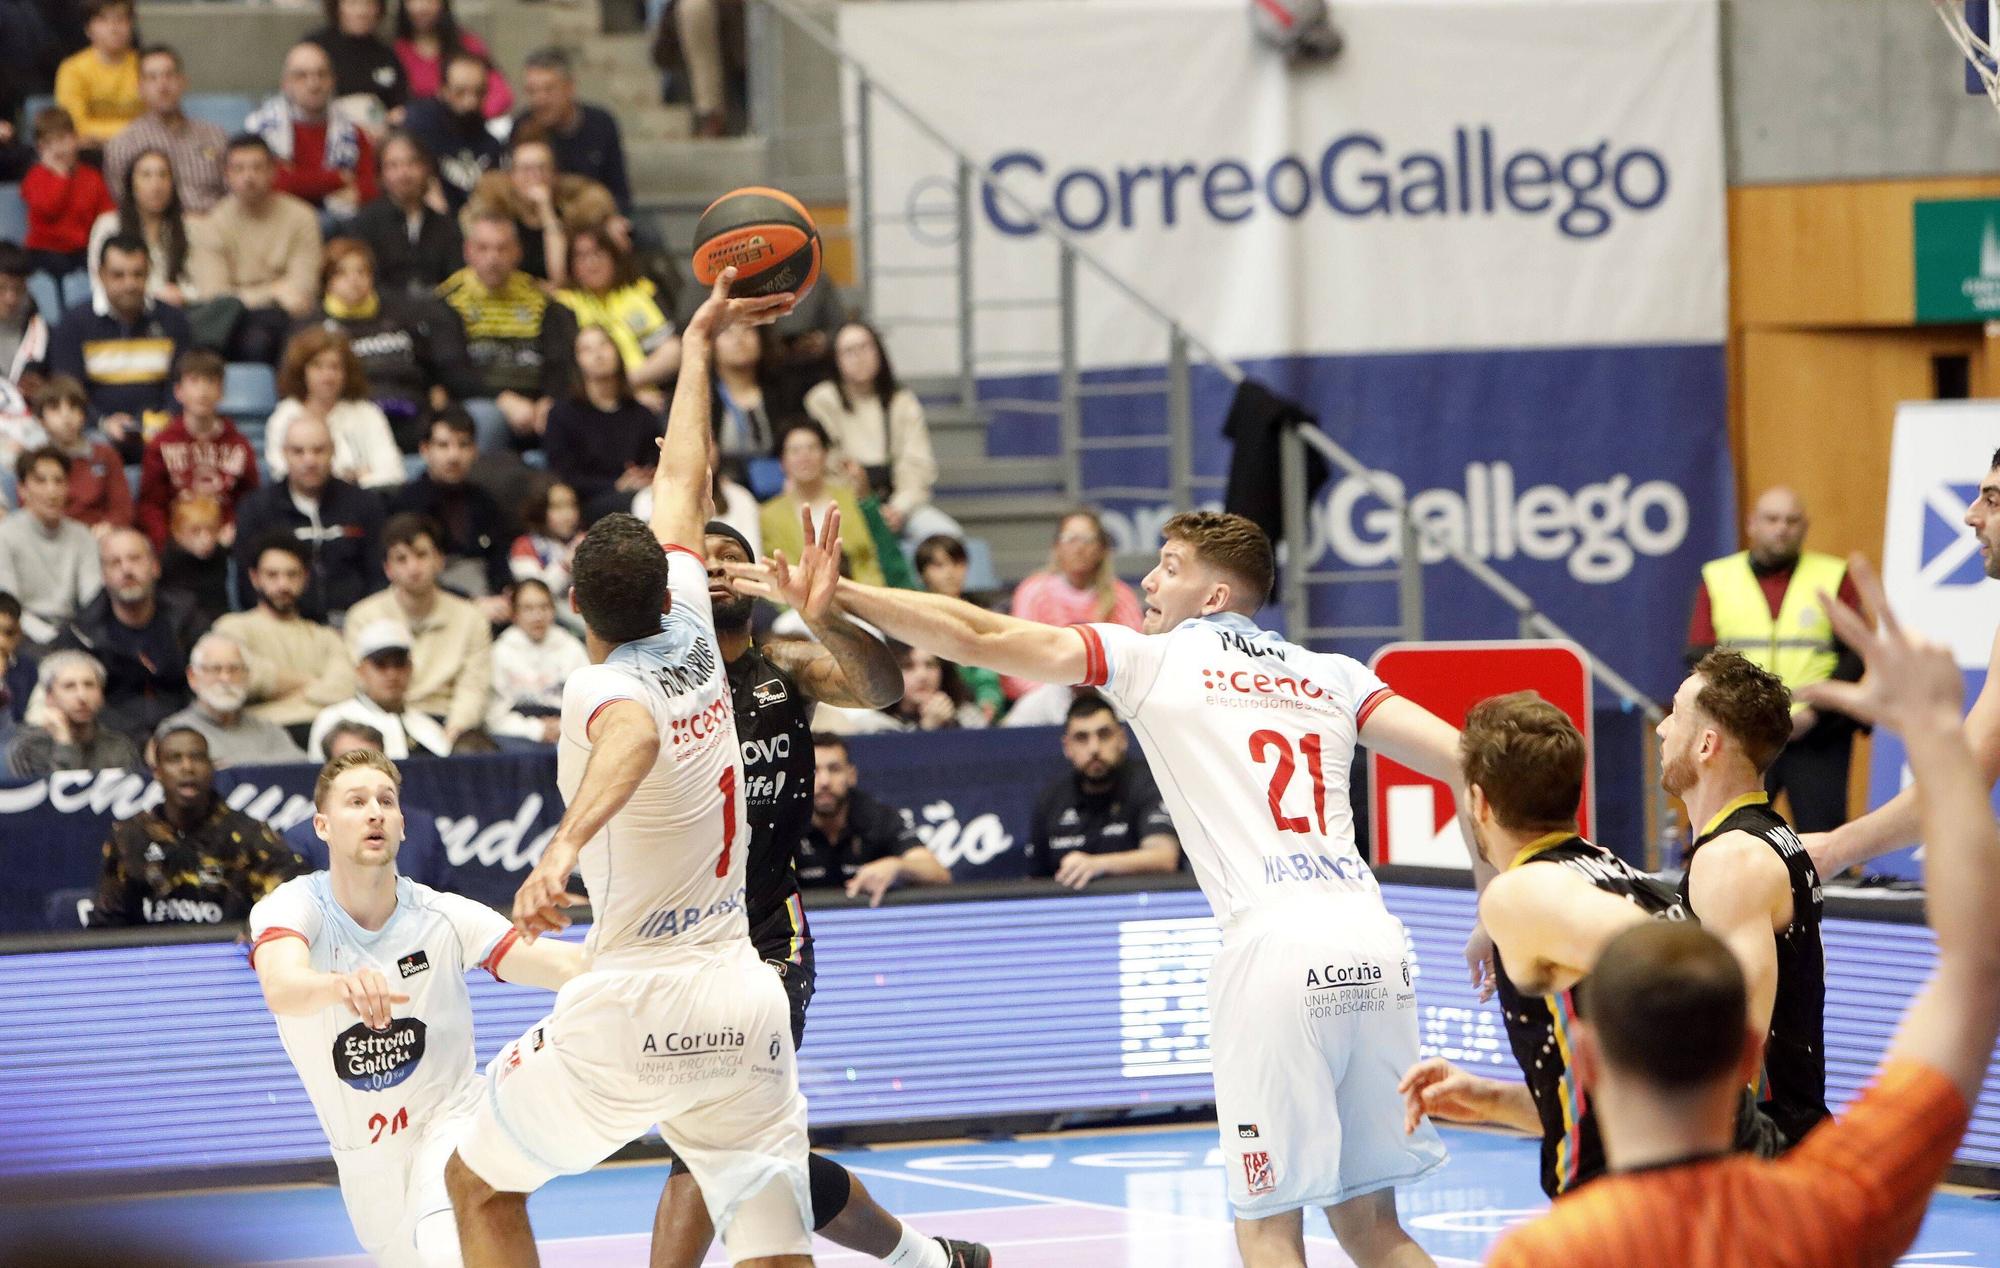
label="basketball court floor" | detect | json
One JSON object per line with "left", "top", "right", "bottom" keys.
{"left": 10, "top": 1124, "right": 1997, "bottom": 1266}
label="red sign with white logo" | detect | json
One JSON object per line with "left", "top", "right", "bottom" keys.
{"left": 1366, "top": 641, "right": 1595, "bottom": 867}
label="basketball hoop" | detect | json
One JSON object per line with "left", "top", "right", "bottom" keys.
{"left": 1933, "top": 0, "right": 2000, "bottom": 110}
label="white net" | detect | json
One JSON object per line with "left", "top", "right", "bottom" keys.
{"left": 1933, "top": 0, "right": 2000, "bottom": 109}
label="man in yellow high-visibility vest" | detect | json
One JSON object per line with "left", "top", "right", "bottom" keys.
{"left": 1685, "top": 487, "right": 1866, "bottom": 832}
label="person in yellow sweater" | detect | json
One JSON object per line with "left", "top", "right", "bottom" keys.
{"left": 55, "top": 0, "right": 143, "bottom": 150}
{"left": 759, "top": 419, "right": 885, "bottom": 587}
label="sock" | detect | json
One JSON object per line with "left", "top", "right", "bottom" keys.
{"left": 881, "top": 1224, "right": 948, "bottom": 1268}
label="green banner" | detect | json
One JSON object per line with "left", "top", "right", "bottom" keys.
{"left": 1915, "top": 198, "right": 2000, "bottom": 322}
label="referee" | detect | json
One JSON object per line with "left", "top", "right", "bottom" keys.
{"left": 648, "top": 515, "right": 992, "bottom": 1268}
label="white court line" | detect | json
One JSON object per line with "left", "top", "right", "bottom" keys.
{"left": 840, "top": 1165, "right": 1483, "bottom": 1266}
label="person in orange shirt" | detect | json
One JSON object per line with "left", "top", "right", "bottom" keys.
{"left": 1488, "top": 556, "right": 1993, "bottom": 1268}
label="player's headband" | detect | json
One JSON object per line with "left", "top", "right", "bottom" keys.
{"left": 703, "top": 520, "right": 756, "bottom": 563}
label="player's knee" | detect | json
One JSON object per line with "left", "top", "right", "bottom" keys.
{"left": 413, "top": 1207, "right": 463, "bottom": 1267}
{"left": 1325, "top": 1193, "right": 1413, "bottom": 1259}
{"left": 444, "top": 1151, "right": 495, "bottom": 1209}
{"left": 806, "top": 1152, "right": 852, "bottom": 1230}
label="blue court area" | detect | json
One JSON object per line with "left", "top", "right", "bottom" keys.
{"left": 6, "top": 1124, "right": 1998, "bottom": 1266}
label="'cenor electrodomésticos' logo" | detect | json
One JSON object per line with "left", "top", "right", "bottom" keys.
{"left": 1921, "top": 481, "right": 1985, "bottom": 588}
{"left": 332, "top": 1018, "right": 428, "bottom": 1091}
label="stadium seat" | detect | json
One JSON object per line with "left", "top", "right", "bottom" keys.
{"left": 20, "top": 96, "right": 52, "bottom": 131}
{"left": 221, "top": 362, "right": 278, "bottom": 418}
{"left": 962, "top": 535, "right": 1001, "bottom": 592}
{"left": 183, "top": 94, "right": 258, "bottom": 134}
{"left": 0, "top": 184, "right": 24, "bottom": 243}
{"left": 746, "top": 456, "right": 784, "bottom": 500}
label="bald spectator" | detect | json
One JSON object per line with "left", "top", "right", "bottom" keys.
{"left": 213, "top": 534, "right": 354, "bottom": 747}
{"left": 341, "top": 513, "right": 492, "bottom": 745}
{"left": 189, "top": 136, "right": 322, "bottom": 365}
{"left": 104, "top": 46, "right": 228, "bottom": 214}
{"left": 307, "top": 618, "right": 451, "bottom": 760}
{"left": 1687, "top": 486, "right": 1868, "bottom": 834}
{"left": 0, "top": 447, "right": 102, "bottom": 644}
{"left": 158, "top": 631, "right": 308, "bottom": 768}
{"left": 230, "top": 414, "right": 386, "bottom": 622}
{"left": 6, "top": 649, "right": 142, "bottom": 776}
{"left": 246, "top": 41, "right": 378, "bottom": 215}
{"left": 49, "top": 527, "right": 201, "bottom": 742}
{"left": 516, "top": 47, "right": 630, "bottom": 213}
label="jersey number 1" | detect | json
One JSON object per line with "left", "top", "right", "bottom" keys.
{"left": 715, "top": 768, "right": 738, "bottom": 877}
{"left": 1249, "top": 729, "right": 1329, "bottom": 835}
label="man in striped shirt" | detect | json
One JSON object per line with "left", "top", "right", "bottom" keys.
{"left": 103, "top": 46, "right": 227, "bottom": 214}
{"left": 1489, "top": 557, "right": 1992, "bottom": 1267}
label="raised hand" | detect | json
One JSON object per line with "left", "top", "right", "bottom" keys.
{"left": 683, "top": 267, "right": 798, "bottom": 341}
{"left": 513, "top": 838, "right": 586, "bottom": 942}
{"left": 771, "top": 504, "right": 843, "bottom": 622}
{"left": 1800, "top": 554, "right": 1963, "bottom": 735}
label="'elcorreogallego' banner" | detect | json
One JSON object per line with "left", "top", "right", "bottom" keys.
{"left": 841, "top": 0, "right": 1732, "bottom": 699}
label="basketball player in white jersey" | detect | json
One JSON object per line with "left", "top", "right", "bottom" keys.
{"left": 249, "top": 750, "right": 585, "bottom": 1268}
{"left": 731, "top": 509, "right": 1471, "bottom": 1268}
{"left": 444, "top": 268, "right": 818, "bottom": 1268}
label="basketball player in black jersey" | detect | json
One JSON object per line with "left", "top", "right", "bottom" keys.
{"left": 1399, "top": 693, "right": 1690, "bottom": 1196}
{"left": 1658, "top": 650, "right": 1827, "bottom": 1148}
{"left": 649, "top": 512, "right": 992, "bottom": 1268}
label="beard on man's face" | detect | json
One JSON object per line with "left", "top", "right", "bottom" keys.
{"left": 712, "top": 594, "right": 755, "bottom": 630}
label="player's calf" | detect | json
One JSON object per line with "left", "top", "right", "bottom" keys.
{"left": 445, "top": 1150, "right": 537, "bottom": 1267}
{"left": 1323, "top": 1189, "right": 1434, "bottom": 1268}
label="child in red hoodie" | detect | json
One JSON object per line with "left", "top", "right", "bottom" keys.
{"left": 21, "top": 108, "right": 116, "bottom": 312}
{"left": 136, "top": 349, "right": 261, "bottom": 549}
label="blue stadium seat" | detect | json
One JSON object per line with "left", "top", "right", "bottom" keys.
{"left": 0, "top": 184, "right": 24, "bottom": 243}
{"left": 182, "top": 94, "right": 257, "bottom": 134}
{"left": 746, "top": 456, "right": 784, "bottom": 500}
{"left": 221, "top": 362, "right": 278, "bottom": 417}
{"left": 21, "top": 96, "right": 53, "bottom": 130}
{"left": 962, "top": 535, "right": 1000, "bottom": 592}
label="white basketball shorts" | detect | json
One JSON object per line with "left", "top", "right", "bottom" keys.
{"left": 1209, "top": 892, "right": 1447, "bottom": 1218}
{"left": 332, "top": 1083, "right": 477, "bottom": 1268}
{"left": 455, "top": 938, "right": 812, "bottom": 1262}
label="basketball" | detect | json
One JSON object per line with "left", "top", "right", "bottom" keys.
{"left": 690, "top": 186, "right": 821, "bottom": 301}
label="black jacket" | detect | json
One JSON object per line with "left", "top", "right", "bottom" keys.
{"left": 294, "top": 295, "right": 479, "bottom": 443}
{"left": 52, "top": 591, "right": 204, "bottom": 743}
{"left": 348, "top": 197, "right": 466, "bottom": 300}
{"left": 389, "top": 474, "right": 511, "bottom": 596}
{"left": 232, "top": 478, "right": 387, "bottom": 620}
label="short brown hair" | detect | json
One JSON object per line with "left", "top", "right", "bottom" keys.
{"left": 84, "top": 0, "right": 134, "bottom": 22}
{"left": 1161, "top": 511, "right": 1275, "bottom": 609}
{"left": 1583, "top": 922, "right": 1748, "bottom": 1090}
{"left": 31, "top": 107, "right": 75, "bottom": 147}
{"left": 321, "top": 237, "right": 377, "bottom": 290}
{"left": 1690, "top": 650, "right": 1792, "bottom": 774}
{"left": 277, "top": 327, "right": 369, "bottom": 403}
{"left": 33, "top": 375, "right": 88, "bottom": 417}
{"left": 313, "top": 747, "right": 401, "bottom": 809}
{"left": 174, "top": 348, "right": 226, "bottom": 384}
{"left": 1459, "top": 692, "right": 1585, "bottom": 833}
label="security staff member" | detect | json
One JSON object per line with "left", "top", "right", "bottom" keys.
{"left": 1685, "top": 486, "right": 1865, "bottom": 833}
{"left": 1027, "top": 692, "right": 1180, "bottom": 888}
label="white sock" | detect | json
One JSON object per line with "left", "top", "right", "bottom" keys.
{"left": 882, "top": 1223, "right": 949, "bottom": 1268}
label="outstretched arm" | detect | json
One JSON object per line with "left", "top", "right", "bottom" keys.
{"left": 756, "top": 506, "right": 904, "bottom": 709}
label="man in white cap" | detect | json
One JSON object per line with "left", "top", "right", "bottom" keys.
{"left": 308, "top": 620, "right": 452, "bottom": 760}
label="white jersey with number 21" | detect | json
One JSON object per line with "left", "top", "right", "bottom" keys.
{"left": 1075, "top": 611, "right": 1392, "bottom": 926}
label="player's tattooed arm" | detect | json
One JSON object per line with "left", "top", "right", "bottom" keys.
{"left": 763, "top": 629, "right": 902, "bottom": 710}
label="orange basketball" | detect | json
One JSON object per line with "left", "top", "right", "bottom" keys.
{"left": 690, "top": 186, "right": 821, "bottom": 301}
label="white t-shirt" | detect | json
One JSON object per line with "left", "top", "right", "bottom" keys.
{"left": 1076, "top": 612, "right": 1394, "bottom": 927}
{"left": 558, "top": 546, "right": 750, "bottom": 971}
{"left": 249, "top": 873, "right": 516, "bottom": 1152}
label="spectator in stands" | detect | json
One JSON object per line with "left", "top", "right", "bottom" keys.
{"left": 231, "top": 414, "right": 385, "bottom": 622}
{"left": 911, "top": 534, "right": 1004, "bottom": 719}
{"left": 437, "top": 212, "right": 577, "bottom": 451}
{"left": 88, "top": 723, "right": 305, "bottom": 926}
{"left": 6, "top": 649, "right": 139, "bottom": 775}
{"left": 53, "top": 0, "right": 141, "bottom": 153}
{"left": 465, "top": 131, "right": 622, "bottom": 287}
{"left": 0, "top": 446, "right": 102, "bottom": 644}
{"left": 825, "top": 642, "right": 985, "bottom": 735}
{"left": 47, "top": 232, "right": 191, "bottom": 461}
{"left": 88, "top": 149, "right": 234, "bottom": 354}
{"left": 800, "top": 732, "right": 951, "bottom": 903}
{"left": 668, "top": 0, "right": 741, "bottom": 138}
{"left": 517, "top": 47, "right": 631, "bottom": 213}
{"left": 248, "top": 42, "right": 380, "bottom": 217}
{"left": 486, "top": 577, "right": 585, "bottom": 746}
{"left": 544, "top": 325, "right": 660, "bottom": 522}
{"left": 402, "top": 53, "right": 502, "bottom": 212}
{"left": 23, "top": 108, "right": 116, "bottom": 312}
{"left": 0, "top": 244, "right": 52, "bottom": 391}
{"left": 104, "top": 45, "right": 228, "bottom": 216}
{"left": 804, "top": 320, "right": 954, "bottom": 542}
{"left": 50, "top": 527, "right": 199, "bottom": 742}
{"left": 136, "top": 349, "right": 260, "bottom": 549}
{"left": 345, "top": 131, "right": 465, "bottom": 299}
{"left": 1027, "top": 693, "right": 1180, "bottom": 887}
{"left": 266, "top": 327, "right": 405, "bottom": 490}
{"left": 508, "top": 481, "right": 583, "bottom": 635}
{"left": 390, "top": 411, "right": 511, "bottom": 609}
{"left": 760, "top": 420, "right": 884, "bottom": 586}
{"left": 1004, "top": 509, "right": 1141, "bottom": 703}
{"left": 0, "top": 592, "right": 32, "bottom": 740}
{"left": 189, "top": 136, "right": 322, "bottom": 365}
{"left": 556, "top": 225, "right": 678, "bottom": 400}
{"left": 33, "top": 377, "right": 131, "bottom": 535}
{"left": 343, "top": 512, "right": 492, "bottom": 744}
{"left": 299, "top": 239, "right": 472, "bottom": 451}
{"left": 158, "top": 494, "right": 231, "bottom": 628}
{"left": 214, "top": 533, "right": 354, "bottom": 745}
{"left": 396, "top": 0, "right": 512, "bottom": 118}
{"left": 159, "top": 630, "right": 306, "bottom": 768}
{"left": 307, "top": 0, "right": 408, "bottom": 125}
{"left": 309, "top": 616, "right": 452, "bottom": 759}
{"left": 285, "top": 718, "right": 448, "bottom": 884}
{"left": 712, "top": 320, "right": 774, "bottom": 468}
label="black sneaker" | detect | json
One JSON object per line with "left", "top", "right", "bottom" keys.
{"left": 937, "top": 1237, "right": 993, "bottom": 1268}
